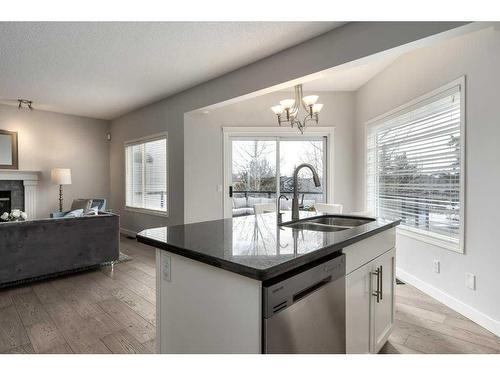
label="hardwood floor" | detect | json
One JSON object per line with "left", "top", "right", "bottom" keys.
{"left": 0, "top": 236, "right": 156, "bottom": 354}
{"left": 1, "top": 235, "right": 498, "bottom": 354}
{"left": 381, "top": 282, "right": 500, "bottom": 354}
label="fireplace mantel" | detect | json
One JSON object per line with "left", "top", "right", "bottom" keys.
{"left": 0, "top": 170, "right": 41, "bottom": 181}
{"left": 0, "top": 170, "right": 41, "bottom": 219}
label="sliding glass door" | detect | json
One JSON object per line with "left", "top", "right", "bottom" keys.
{"left": 227, "top": 136, "right": 327, "bottom": 218}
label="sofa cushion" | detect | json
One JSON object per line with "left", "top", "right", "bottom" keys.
{"left": 233, "top": 197, "right": 247, "bottom": 209}
{"left": 70, "top": 199, "right": 92, "bottom": 211}
{"left": 247, "top": 197, "right": 262, "bottom": 207}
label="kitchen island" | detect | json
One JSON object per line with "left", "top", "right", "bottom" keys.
{"left": 137, "top": 212, "right": 399, "bottom": 354}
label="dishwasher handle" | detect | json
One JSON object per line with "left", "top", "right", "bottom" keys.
{"left": 293, "top": 276, "right": 332, "bottom": 303}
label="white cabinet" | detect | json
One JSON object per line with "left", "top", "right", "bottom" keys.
{"left": 346, "top": 260, "right": 372, "bottom": 353}
{"left": 371, "top": 248, "right": 395, "bottom": 353}
{"left": 346, "top": 247, "right": 395, "bottom": 354}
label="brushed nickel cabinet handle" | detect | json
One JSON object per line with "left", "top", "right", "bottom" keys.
{"left": 379, "top": 265, "right": 383, "bottom": 301}
{"left": 371, "top": 267, "right": 380, "bottom": 303}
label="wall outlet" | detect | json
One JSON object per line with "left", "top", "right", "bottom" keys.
{"left": 433, "top": 260, "right": 440, "bottom": 273}
{"left": 465, "top": 272, "right": 476, "bottom": 290}
{"left": 217, "top": 184, "right": 223, "bottom": 193}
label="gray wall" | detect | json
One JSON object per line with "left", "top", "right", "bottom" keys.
{"left": 110, "top": 22, "right": 469, "bottom": 233}
{"left": 354, "top": 28, "right": 500, "bottom": 331}
{"left": 0, "top": 103, "right": 110, "bottom": 218}
{"left": 184, "top": 91, "right": 355, "bottom": 223}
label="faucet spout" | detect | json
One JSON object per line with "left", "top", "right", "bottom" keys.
{"left": 291, "top": 163, "right": 321, "bottom": 221}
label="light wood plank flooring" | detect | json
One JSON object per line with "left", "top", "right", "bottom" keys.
{"left": 1, "top": 235, "right": 498, "bottom": 354}
{"left": 0, "top": 236, "right": 156, "bottom": 354}
{"left": 381, "top": 282, "right": 500, "bottom": 354}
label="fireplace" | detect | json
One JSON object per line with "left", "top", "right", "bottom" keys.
{"left": 0, "top": 191, "right": 11, "bottom": 213}
{"left": 0, "top": 170, "right": 40, "bottom": 219}
{"left": 0, "top": 180, "right": 24, "bottom": 212}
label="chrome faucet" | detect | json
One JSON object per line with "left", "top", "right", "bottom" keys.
{"left": 291, "top": 163, "right": 321, "bottom": 221}
{"left": 277, "top": 194, "right": 289, "bottom": 224}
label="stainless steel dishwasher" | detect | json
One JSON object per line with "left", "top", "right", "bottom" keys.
{"left": 263, "top": 254, "right": 345, "bottom": 354}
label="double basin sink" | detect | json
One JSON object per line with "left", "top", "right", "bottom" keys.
{"left": 281, "top": 215, "right": 375, "bottom": 232}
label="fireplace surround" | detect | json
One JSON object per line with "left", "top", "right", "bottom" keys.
{"left": 0, "top": 170, "right": 40, "bottom": 219}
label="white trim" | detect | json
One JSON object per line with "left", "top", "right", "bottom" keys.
{"left": 366, "top": 77, "right": 465, "bottom": 126}
{"left": 0, "top": 170, "right": 40, "bottom": 181}
{"left": 396, "top": 267, "right": 500, "bottom": 338}
{"left": 222, "top": 126, "right": 335, "bottom": 219}
{"left": 364, "top": 76, "right": 466, "bottom": 254}
{"left": 124, "top": 132, "right": 169, "bottom": 217}
{"left": 397, "top": 227, "right": 460, "bottom": 252}
{"left": 120, "top": 227, "right": 137, "bottom": 237}
{"left": 124, "top": 132, "right": 168, "bottom": 146}
{"left": 124, "top": 206, "right": 168, "bottom": 217}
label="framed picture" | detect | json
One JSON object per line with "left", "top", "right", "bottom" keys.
{"left": 0, "top": 130, "right": 19, "bottom": 170}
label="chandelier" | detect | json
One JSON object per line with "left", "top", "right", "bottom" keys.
{"left": 270, "top": 84, "right": 323, "bottom": 134}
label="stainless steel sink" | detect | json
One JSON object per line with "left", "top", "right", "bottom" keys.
{"left": 281, "top": 215, "right": 375, "bottom": 232}
{"left": 307, "top": 217, "right": 373, "bottom": 228}
{"left": 282, "top": 222, "right": 348, "bottom": 232}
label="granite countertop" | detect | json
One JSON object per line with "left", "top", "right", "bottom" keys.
{"left": 136, "top": 212, "right": 399, "bottom": 282}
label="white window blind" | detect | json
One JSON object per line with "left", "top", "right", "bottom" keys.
{"left": 125, "top": 135, "right": 167, "bottom": 213}
{"left": 367, "top": 83, "right": 463, "bottom": 250}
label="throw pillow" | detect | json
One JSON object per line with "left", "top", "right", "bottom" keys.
{"left": 70, "top": 199, "right": 92, "bottom": 211}
{"left": 84, "top": 206, "right": 99, "bottom": 216}
{"left": 63, "top": 209, "right": 84, "bottom": 218}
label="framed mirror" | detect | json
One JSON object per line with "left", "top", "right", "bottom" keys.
{"left": 0, "top": 130, "right": 18, "bottom": 169}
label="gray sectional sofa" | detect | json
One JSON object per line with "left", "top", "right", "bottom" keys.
{"left": 0, "top": 212, "right": 119, "bottom": 286}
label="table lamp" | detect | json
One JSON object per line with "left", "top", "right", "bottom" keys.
{"left": 51, "top": 168, "right": 72, "bottom": 212}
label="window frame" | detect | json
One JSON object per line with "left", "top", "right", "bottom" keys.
{"left": 365, "top": 77, "right": 466, "bottom": 253}
{"left": 222, "top": 126, "right": 335, "bottom": 219}
{"left": 124, "top": 132, "right": 169, "bottom": 217}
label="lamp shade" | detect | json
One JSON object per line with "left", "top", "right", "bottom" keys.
{"left": 271, "top": 105, "right": 283, "bottom": 115}
{"left": 302, "top": 95, "right": 319, "bottom": 106}
{"left": 51, "top": 168, "right": 72, "bottom": 185}
{"left": 279, "top": 99, "right": 295, "bottom": 110}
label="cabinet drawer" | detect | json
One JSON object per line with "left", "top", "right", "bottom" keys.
{"left": 343, "top": 228, "right": 395, "bottom": 274}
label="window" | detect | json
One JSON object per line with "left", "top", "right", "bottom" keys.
{"left": 230, "top": 137, "right": 327, "bottom": 217}
{"left": 366, "top": 79, "right": 464, "bottom": 252}
{"left": 223, "top": 127, "right": 334, "bottom": 219}
{"left": 125, "top": 134, "right": 167, "bottom": 215}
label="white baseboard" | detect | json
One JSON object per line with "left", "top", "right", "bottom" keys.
{"left": 120, "top": 227, "right": 137, "bottom": 238}
{"left": 396, "top": 267, "right": 500, "bottom": 337}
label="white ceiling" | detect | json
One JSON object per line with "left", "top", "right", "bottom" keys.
{"left": 0, "top": 22, "right": 343, "bottom": 120}
{"left": 282, "top": 53, "right": 401, "bottom": 92}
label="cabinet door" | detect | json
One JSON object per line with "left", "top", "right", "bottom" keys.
{"left": 371, "top": 248, "right": 395, "bottom": 353}
{"left": 345, "top": 262, "right": 373, "bottom": 354}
